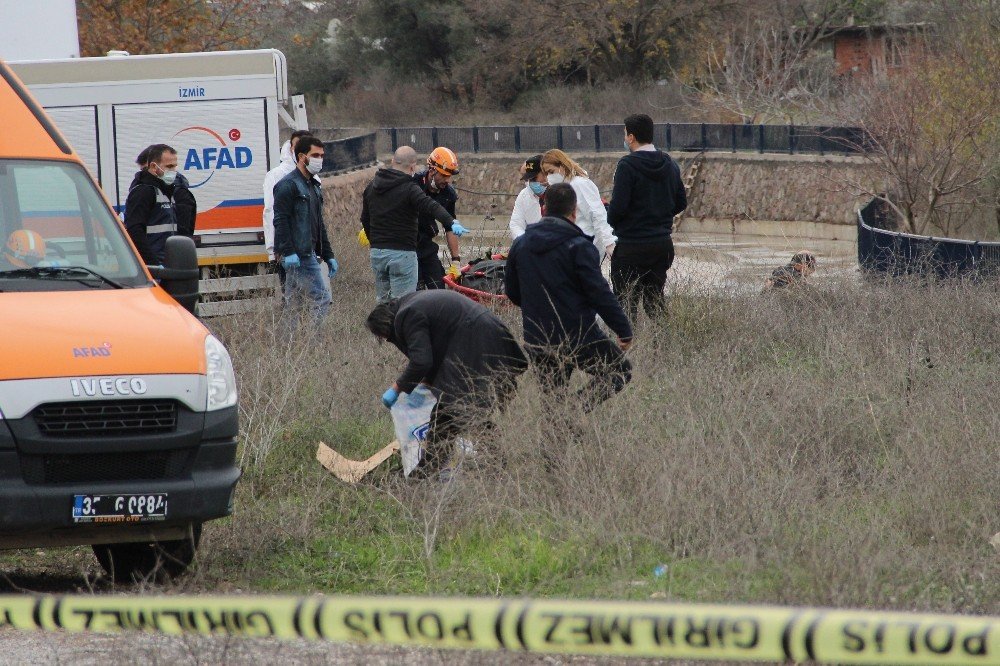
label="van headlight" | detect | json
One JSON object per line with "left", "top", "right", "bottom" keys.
{"left": 205, "top": 334, "right": 238, "bottom": 411}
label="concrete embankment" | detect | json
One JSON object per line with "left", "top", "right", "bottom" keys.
{"left": 324, "top": 152, "right": 871, "bottom": 241}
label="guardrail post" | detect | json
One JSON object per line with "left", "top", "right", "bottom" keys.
{"left": 514, "top": 126, "right": 521, "bottom": 153}
{"left": 758, "top": 124, "right": 765, "bottom": 153}
{"left": 594, "top": 125, "right": 601, "bottom": 152}
{"left": 819, "top": 127, "right": 826, "bottom": 156}
{"left": 431, "top": 127, "right": 439, "bottom": 148}
{"left": 390, "top": 128, "right": 399, "bottom": 152}
{"left": 556, "top": 125, "right": 564, "bottom": 150}
{"left": 472, "top": 126, "right": 480, "bottom": 153}
{"left": 788, "top": 124, "right": 795, "bottom": 154}
{"left": 666, "top": 123, "right": 672, "bottom": 151}
{"left": 731, "top": 124, "right": 737, "bottom": 152}
{"left": 701, "top": 123, "right": 707, "bottom": 151}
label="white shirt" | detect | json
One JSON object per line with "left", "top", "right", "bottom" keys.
{"left": 568, "top": 174, "right": 617, "bottom": 257}
{"left": 262, "top": 141, "right": 296, "bottom": 260}
{"left": 509, "top": 185, "right": 544, "bottom": 240}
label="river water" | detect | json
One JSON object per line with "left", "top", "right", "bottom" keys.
{"left": 669, "top": 230, "right": 858, "bottom": 294}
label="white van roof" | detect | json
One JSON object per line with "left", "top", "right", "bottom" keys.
{"left": 10, "top": 49, "right": 289, "bottom": 104}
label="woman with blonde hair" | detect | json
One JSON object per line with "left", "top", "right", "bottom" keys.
{"left": 541, "top": 149, "right": 616, "bottom": 260}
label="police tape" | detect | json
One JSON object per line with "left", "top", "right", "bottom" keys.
{"left": 0, "top": 594, "right": 997, "bottom": 663}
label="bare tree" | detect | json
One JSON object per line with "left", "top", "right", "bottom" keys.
{"left": 683, "top": 1, "right": 855, "bottom": 123}
{"left": 840, "top": 1, "right": 1000, "bottom": 237}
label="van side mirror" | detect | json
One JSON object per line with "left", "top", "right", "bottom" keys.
{"left": 148, "top": 236, "right": 200, "bottom": 313}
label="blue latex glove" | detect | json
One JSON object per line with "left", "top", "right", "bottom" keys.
{"left": 381, "top": 387, "right": 399, "bottom": 409}
{"left": 327, "top": 258, "right": 338, "bottom": 278}
{"left": 450, "top": 221, "right": 468, "bottom": 236}
{"left": 282, "top": 253, "right": 301, "bottom": 270}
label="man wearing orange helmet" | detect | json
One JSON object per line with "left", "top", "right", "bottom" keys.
{"left": 413, "top": 146, "right": 468, "bottom": 289}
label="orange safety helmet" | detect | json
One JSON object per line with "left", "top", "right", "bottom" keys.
{"left": 427, "top": 146, "right": 459, "bottom": 177}
{"left": 3, "top": 229, "right": 46, "bottom": 268}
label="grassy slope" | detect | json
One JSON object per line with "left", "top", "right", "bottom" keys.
{"left": 4, "top": 232, "right": 997, "bottom": 615}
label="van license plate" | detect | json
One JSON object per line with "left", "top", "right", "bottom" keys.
{"left": 72, "top": 494, "right": 168, "bottom": 524}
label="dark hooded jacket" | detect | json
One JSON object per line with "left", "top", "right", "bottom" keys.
{"left": 504, "top": 216, "right": 633, "bottom": 347}
{"left": 386, "top": 290, "right": 528, "bottom": 408}
{"left": 172, "top": 172, "right": 197, "bottom": 237}
{"left": 606, "top": 150, "right": 687, "bottom": 243}
{"left": 124, "top": 169, "right": 177, "bottom": 265}
{"left": 361, "top": 168, "right": 453, "bottom": 252}
{"left": 413, "top": 170, "right": 458, "bottom": 258}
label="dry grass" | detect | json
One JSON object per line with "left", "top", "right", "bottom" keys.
{"left": 185, "top": 223, "right": 1000, "bottom": 614}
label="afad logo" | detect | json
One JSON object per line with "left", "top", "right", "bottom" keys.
{"left": 175, "top": 126, "right": 253, "bottom": 188}
{"left": 73, "top": 342, "right": 112, "bottom": 358}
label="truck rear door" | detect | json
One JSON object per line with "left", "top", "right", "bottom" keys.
{"left": 112, "top": 99, "right": 270, "bottom": 266}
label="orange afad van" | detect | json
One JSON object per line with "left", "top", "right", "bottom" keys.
{"left": 0, "top": 62, "right": 240, "bottom": 582}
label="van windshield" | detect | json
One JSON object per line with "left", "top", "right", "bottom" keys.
{"left": 0, "top": 160, "right": 147, "bottom": 291}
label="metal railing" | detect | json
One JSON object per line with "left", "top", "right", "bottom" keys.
{"left": 857, "top": 198, "right": 1000, "bottom": 276}
{"left": 375, "top": 123, "right": 868, "bottom": 156}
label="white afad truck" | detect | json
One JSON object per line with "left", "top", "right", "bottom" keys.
{"left": 9, "top": 50, "right": 307, "bottom": 314}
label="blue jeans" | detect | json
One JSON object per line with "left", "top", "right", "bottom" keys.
{"left": 370, "top": 248, "right": 418, "bottom": 303}
{"left": 283, "top": 255, "right": 332, "bottom": 321}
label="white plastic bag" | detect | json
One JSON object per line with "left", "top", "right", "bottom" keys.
{"left": 390, "top": 385, "right": 438, "bottom": 477}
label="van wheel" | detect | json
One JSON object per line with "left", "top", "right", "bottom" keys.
{"left": 92, "top": 524, "right": 201, "bottom": 584}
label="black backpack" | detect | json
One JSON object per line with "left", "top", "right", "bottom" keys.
{"left": 459, "top": 258, "right": 506, "bottom": 295}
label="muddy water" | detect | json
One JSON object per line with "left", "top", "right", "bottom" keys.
{"left": 462, "top": 226, "right": 859, "bottom": 295}
{"left": 669, "top": 230, "right": 858, "bottom": 295}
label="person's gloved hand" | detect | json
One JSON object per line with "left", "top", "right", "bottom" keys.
{"left": 381, "top": 387, "right": 399, "bottom": 409}
{"left": 327, "top": 258, "right": 339, "bottom": 278}
{"left": 446, "top": 260, "right": 461, "bottom": 279}
{"left": 282, "top": 253, "right": 300, "bottom": 270}
{"left": 358, "top": 228, "right": 370, "bottom": 247}
{"left": 450, "top": 221, "right": 468, "bottom": 236}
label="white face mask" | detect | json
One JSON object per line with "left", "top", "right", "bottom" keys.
{"left": 160, "top": 169, "right": 177, "bottom": 185}
{"left": 624, "top": 140, "right": 631, "bottom": 152}
{"left": 306, "top": 156, "right": 324, "bottom": 175}
{"left": 546, "top": 172, "right": 565, "bottom": 185}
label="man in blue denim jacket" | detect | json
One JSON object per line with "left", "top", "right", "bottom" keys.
{"left": 273, "top": 137, "right": 338, "bottom": 321}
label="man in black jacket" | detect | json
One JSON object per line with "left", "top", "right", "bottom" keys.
{"left": 413, "top": 147, "right": 467, "bottom": 289}
{"left": 366, "top": 290, "right": 528, "bottom": 474}
{"left": 607, "top": 113, "right": 687, "bottom": 320}
{"left": 361, "top": 146, "right": 467, "bottom": 303}
{"left": 505, "top": 183, "right": 633, "bottom": 412}
{"left": 133, "top": 145, "right": 197, "bottom": 238}
{"left": 124, "top": 144, "right": 180, "bottom": 264}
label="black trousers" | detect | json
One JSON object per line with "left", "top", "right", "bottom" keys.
{"left": 529, "top": 336, "right": 632, "bottom": 413}
{"left": 417, "top": 244, "right": 446, "bottom": 290}
{"left": 610, "top": 238, "right": 674, "bottom": 321}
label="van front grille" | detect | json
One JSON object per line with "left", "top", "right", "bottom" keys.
{"left": 33, "top": 400, "right": 177, "bottom": 437}
{"left": 19, "top": 449, "right": 194, "bottom": 484}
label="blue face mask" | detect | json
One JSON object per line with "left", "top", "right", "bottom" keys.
{"left": 528, "top": 181, "right": 546, "bottom": 196}
{"left": 624, "top": 140, "right": 631, "bottom": 152}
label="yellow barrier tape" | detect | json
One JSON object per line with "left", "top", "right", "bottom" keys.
{"left": 0, "top": 595, "right": 996, "bottom": 664}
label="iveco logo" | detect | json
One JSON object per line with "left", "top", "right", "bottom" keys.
{"left": 70, "top": 378, "right": 148, "bottom": 398}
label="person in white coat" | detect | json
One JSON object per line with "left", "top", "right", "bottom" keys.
{"left": 541, "top": 149, "right": 616, "bottom": 260}
{"left": 509, "top": 154, "right": 547, "bottom": 240}
{"left": 263, "top": 130, "right": 314, "bottom": 267}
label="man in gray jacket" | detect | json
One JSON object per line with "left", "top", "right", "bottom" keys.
{"left": 273, "top": 137, "right": 338, "bottom": 321}
{"left": 361, "top": 146, "right": 468, "bottom": 303}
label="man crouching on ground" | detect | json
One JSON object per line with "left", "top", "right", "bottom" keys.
{"left": 366, "top": 290, "right": 528, "bottom": 476}
{"left": 504, "top": 182, "right": 634, "bottom": 412}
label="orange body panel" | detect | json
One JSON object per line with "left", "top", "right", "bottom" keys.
{"left": 0, "top": 71, "right": 69, "bottom": 160}
{"left": 0, "top": 287, "right": 207, "bottom": 381}
{"left": 197, "top": 204, "right": 263, "bottom": 230}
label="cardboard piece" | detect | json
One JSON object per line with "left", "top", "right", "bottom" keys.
{"left": 316, "top": 440, "right": 399, "bottom": 483}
